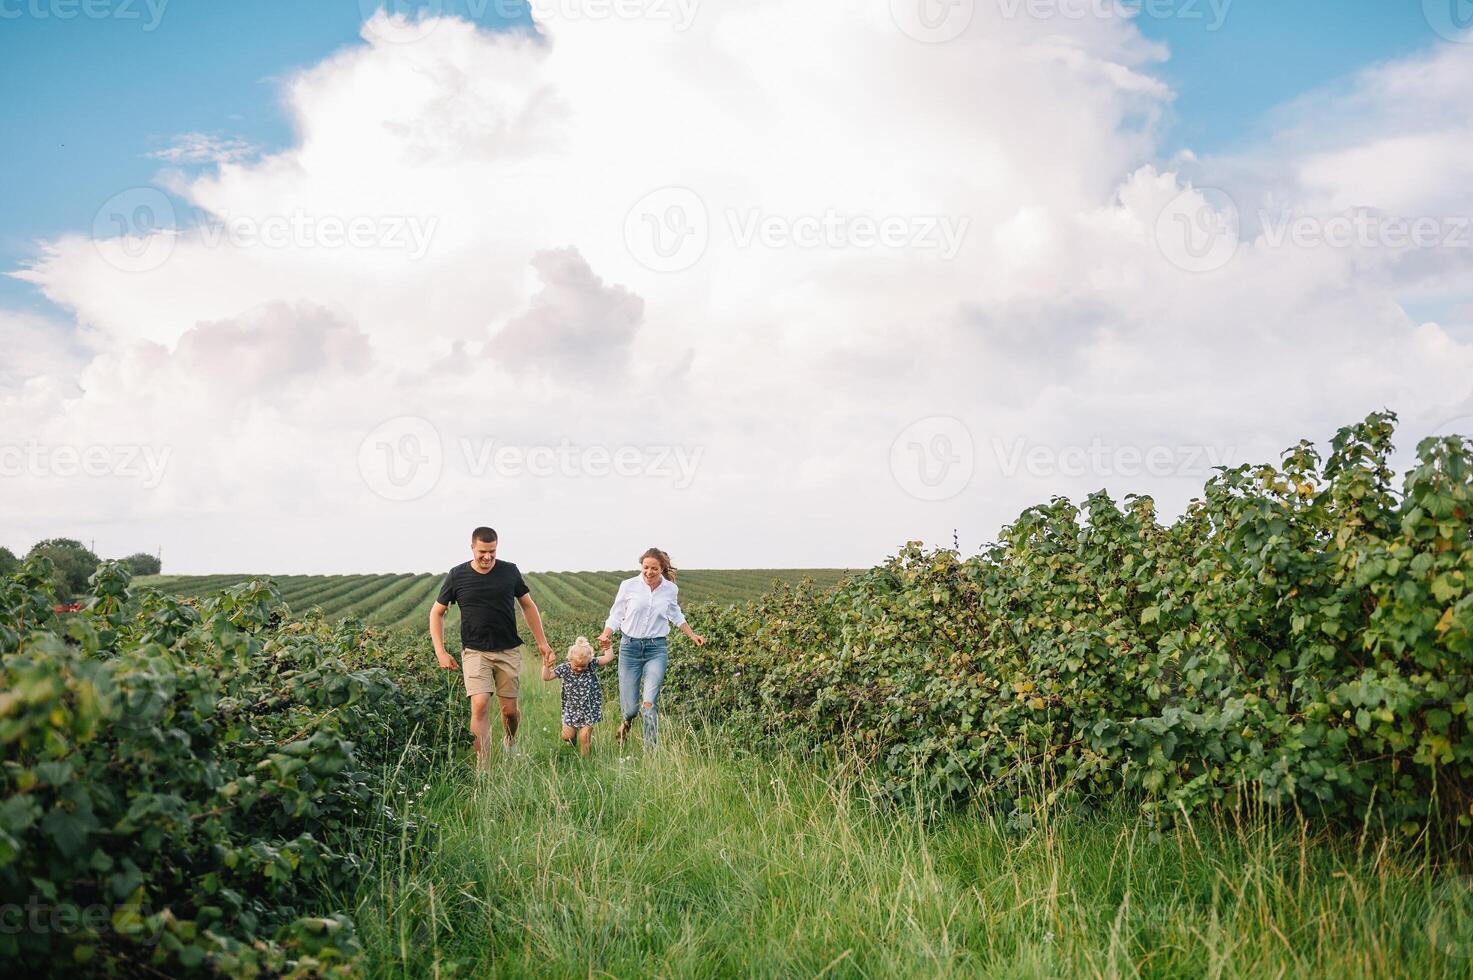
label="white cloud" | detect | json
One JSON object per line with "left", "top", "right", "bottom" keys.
{"left": 492, "top": 246, "right": 649, "bottom": 375}
{"left": 5, "top": 2, "right": 1473, "bottom": 572}
{"left": 149, "top": 132, "right": 261, "bottom": 166}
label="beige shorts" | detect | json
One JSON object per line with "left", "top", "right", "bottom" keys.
{"left": 462, "top": 646, "right": 523, "bottom": 700}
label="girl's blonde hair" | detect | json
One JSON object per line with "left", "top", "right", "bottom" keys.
{"left": 568, "top": 635, "right": 595, "bottom": 665}
{"left": 640, "top": 547, "right": 677, "bottom": 582}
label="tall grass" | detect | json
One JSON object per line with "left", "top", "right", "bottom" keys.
{"left": 352, "top": 675, "right": 1473, "bottom": 978}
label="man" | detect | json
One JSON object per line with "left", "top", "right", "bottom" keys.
{"left": 430, "top": 526, "right": 555, "bottom": 767}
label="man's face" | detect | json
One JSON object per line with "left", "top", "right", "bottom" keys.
{"left": 472, "top": 538, "right": 498, "bottom": 570}
{"left": 641, "top": 557, "right": 662, "bottom": 586}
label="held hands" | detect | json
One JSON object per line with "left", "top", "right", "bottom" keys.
{"left": 598, "top": 633, "right": 613, "bottom": 653}
{"left": 542, "top": 648, "right": 557, "bottom": 668}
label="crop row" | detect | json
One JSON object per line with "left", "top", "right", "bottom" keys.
{"left": 137, "top": 569, "right": 851, "bottom": 635}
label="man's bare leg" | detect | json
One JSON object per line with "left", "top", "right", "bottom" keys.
{"left": 499, "top": 695, "right": 520, "bottom": 748}
{"left": 469, "top": 693, "right": 492, "bottom": 770}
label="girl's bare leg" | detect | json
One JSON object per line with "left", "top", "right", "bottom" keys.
{"left": 577, "top": 727, "right": 592, "bottom": 755}
{"left": 561, "top": 724, "right": 575, "bottom": 746}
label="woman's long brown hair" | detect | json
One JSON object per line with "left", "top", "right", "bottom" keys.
{"left": 640, "top": 547, "right": 677, "bottom": 582}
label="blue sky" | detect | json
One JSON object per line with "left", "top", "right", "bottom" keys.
{"left": 0, "top": 1, "right": 1450, "bottom": 314}
{"left": 0, "top": 1, "right": 534, "bottom": 313}
{"left": 1134, "top": 2, "right": 1439, "bottom": 150}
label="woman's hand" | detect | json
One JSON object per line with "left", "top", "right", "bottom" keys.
{"left": 598, "top": 631, "right": 613, "bottom": 653}
{"left": 691, "top": 633, "right": 706, "bottom": 647}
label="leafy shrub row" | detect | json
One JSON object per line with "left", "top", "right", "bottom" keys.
{"left": 669, "top": 413, "right": 1472, "bottom": 841}
{"left": 0, "top": 561, "right": 451, "bottom": 976}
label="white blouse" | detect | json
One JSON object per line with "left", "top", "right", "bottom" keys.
{"left": 604, "top": 575, "right": 687, "bottom": 638}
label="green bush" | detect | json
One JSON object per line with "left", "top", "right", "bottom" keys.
{"left": 668, "top": 412, "right": 1473, "bottom": 841}
{"left": 24, "top": 538, "right": 100, "bottom": 603}
{"left": 121, "top": 552, "right": 162, "bottom": 576}
{"left": 0, "top": 559, "right": 449, "bottom": 976}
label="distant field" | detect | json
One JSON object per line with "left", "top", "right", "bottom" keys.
{"left": 136, "top": 568, "right": 851, "bottom": 632}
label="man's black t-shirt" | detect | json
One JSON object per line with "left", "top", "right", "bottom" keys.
{"left": 436, "top": 560, "right": 530, "bottom": 652}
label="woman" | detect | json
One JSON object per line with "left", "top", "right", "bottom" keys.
{"left": 598, "top": 547, "right": 705, "bottom": 747}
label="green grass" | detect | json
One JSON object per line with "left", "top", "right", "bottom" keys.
{"left": 350, "top": 665, "right": 1473, "bottom": 979}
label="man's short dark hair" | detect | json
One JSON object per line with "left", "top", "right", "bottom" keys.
{"left": 472, "top": 526, "right": 498, "bottom": 544}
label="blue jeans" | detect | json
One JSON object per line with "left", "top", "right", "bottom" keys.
{"left": 618, "top": 636, "right": 668, "bottom": 746}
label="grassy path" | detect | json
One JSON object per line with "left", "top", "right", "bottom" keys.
{"left": 352, "top": 670, "right": 1471, "bottom": 979}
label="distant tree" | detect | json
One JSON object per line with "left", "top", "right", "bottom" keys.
{"left": 26, "top": 538, "right": 100, "bottom": 602}
{"left": 0, "top": 546, "right": 18, "bottom": 577}
{"left": 122, "top": 552, "right": 162, "bottom": 576}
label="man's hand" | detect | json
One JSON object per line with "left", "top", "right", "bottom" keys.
{"left": 542, "top": 648, "right": 557, "bottom": 668}
{"left": 436, "top": 649, "right": 460, "bottom": 670}
{"left": 538, "top": 640, "right": 555, "bottom": 663}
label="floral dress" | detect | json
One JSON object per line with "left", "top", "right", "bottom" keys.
{"left": 553, "top": 661, "right": 604, "bottom": 727}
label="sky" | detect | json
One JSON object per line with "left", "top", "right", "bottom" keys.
{"left": 2, "top": 0, "right": 1472, "bottom": 574}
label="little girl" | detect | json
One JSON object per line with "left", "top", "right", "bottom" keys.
{"left": 541, "top": 635, "right": 616, "bottom": 755}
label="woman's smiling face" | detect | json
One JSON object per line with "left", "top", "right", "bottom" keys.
{"left": 641, "top": 557, "right": 663, "bottom": 586}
